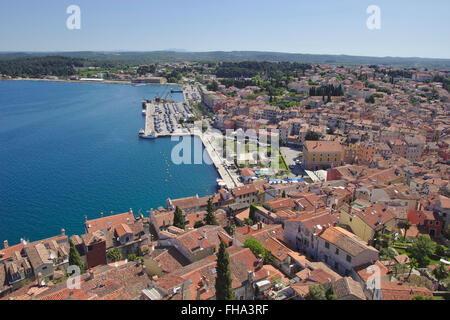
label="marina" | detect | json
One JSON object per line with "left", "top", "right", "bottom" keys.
{"left": 139, "top": 87, "right": 243, "bottom": 189}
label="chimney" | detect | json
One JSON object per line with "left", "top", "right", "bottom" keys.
{"left": 89, "top": 269, "right": 94, "bottom": 280}
{"left": 203, "top": 230, "right": 207, "bottom": 239}
{"left": 129, "top": 208, "right": 133, "bottom": 213}
{"left": 248, "top": 270, "right": 254, "bottom": 283}
{"left": 85, "top": 215, "right": 88, "bottom": 222}
{"left": 61, "top": 229, "right": 65, "bottom": 236}
{"left": 3, "top": 240, "right": 8, "bottom": 249}
{"left": 101, "top": 212, "right": 104, "bottom": 217}
{"left": 198, "top": 237, "right": 203, "bottom": 250}
{"left": 257, "top": 222, "right": 262, "bottom": 230}
{"left": 377, "top": 216, "right": 382, "bottom": 225}
{"left": 36, "top": 272, "right": 43, "bottom": 287}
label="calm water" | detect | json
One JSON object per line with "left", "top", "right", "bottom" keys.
{"left": 0, "top": 81, "right": 218, "bottom": 244}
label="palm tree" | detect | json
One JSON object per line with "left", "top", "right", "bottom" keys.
{"left": 407, "top": 258, "right": 418, "bottom": 281}
{"left": 401, "top": 220, "right": 412, "bottom": 240}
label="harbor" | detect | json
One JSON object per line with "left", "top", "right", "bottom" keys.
{"left": 139, "top": 86, "right": 243, "bottom": 189}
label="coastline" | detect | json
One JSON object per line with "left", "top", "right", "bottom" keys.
{"left": 0, "top": 77, "right": 181, "bottom": 86}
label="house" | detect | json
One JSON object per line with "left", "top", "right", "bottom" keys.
{"left": 158, "top": 225, "right": 233, "bottom": 263}
{"left": 166, "top": 195, "right": 210, "bottom": 214}
{"left": 331, "top": 277, "right": 366, "bottom": 300}
{"left": 3, "top": 261, "right": 152, "bottom": 300}
{"left": 283, "top": 209, "right": 339, "bottom": 255}
{"left": 303, "top": 141, "right": 344, "bottom": 170}
{"left": 154, "top": 247, "right": 271, "bottom": 300}
{"left": 233, "top": 223, "right": 284, "bottom": 247}
{"left": 378, "top": 282, "right": 433, "bottom": 300}
{"left": 339, "top": 203, "right": 397, "bottom": 244}
{"left": 240, "top": 168, "right": 256, "bottom": 184}
{"left": 407, "top": 210, "right": 444, "bottom": 238}
{"left": 316, "top": 226, "right": 379, "bottom": 277}
{"left": 232, "top": 184, "right": 260, "bottom": 203}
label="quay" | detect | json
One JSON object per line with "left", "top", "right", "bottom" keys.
{"left": 139, "top": 86, "right": 243, "bottom": 189}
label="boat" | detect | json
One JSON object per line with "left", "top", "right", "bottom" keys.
{"left": 142, "top": 109, "right": 146, "bottom": 115}
{"left": 216, "top": 178, "right": 226, "bottom": 189}
{"left": 170, "top": 88, "right": 183, "bottom": 93}
{"left": 138, "top": 129, "right": 157, "bottom": 139}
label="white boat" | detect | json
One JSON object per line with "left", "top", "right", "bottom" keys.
{"left": 142, "top": 109, "right": 146, "bottom": 115}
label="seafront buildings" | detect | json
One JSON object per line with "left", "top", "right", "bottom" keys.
{"left": 1, "top": 62, "right": 450, "bottom": 300}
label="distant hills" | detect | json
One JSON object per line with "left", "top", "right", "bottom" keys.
{"left": 0, "top": 51, "right": 449, "bottom": 69}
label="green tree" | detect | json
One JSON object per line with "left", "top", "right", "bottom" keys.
{"left": 107, "top": 248, "right": 122, "bottom": 262}
{"left": 325, "top": 286, "right": 336, "bottom": 300}
{"left": 127, "top": 254, "right": 137, "bottom": 262}
{"left": 194, "top": 220, "right": 205, "bottom": 228}
{"left": 204, "top": 197, "right": 218, "bottom": 225}
{"left": 305, "top": 284, "right": 327, "bottom": 300}
{"left": 173, "top": 206, "right": 185, "bottom": 229}
{"left": 407, "top": 258, "right": 418, "bottom": 281}
{"left": 69, "top": 239, "right": 85, "bottom": 274}
{"left": 412, "top": 294, "right": 433, "bottom": 300}
{"left": 215, "top": 240, "right": 234, "bottom": 300}
{"left": 249, "top": 204, "right": 259, "bottom": 225}
{"left": 432, "top": 263, "right": 450, "bottom": 282}
{"left": 400, "top": 220, "right": 412, "bottom": 240}
{"left": 408, "top": 235, "right": 436, "bottom": 267}
{"left": 305, "top": 130, "right": 321, "bottom": 141}
{"left": 243, "top": 238, "right": 273, "bottom": 264}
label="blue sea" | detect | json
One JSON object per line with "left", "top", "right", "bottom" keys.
{"left": 0, "top": 80, "right": 218, "bottom": 245}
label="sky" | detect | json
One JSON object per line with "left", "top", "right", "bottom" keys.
{"left": 0, "top": 0, "right": 449, "bottom": 59}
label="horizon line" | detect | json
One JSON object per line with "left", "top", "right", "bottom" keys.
{"left": 0, "top": 50, "right": 449, "bottom": 61}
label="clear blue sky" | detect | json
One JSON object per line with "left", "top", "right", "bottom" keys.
{"left": 0, "top": 0, "right": 449, "bottom": 58}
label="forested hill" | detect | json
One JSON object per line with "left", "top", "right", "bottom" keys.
{"left": 0, "top": 51, "right": 449, "bottom": 69}
{"left": 0, "top": 56, "right": 84, "bottom": 78}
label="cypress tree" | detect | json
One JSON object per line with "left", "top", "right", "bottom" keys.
{"left": 249, "top": 204, "right": 258, "bottom": 224}
{"left": 215, "top": 240, "right": 234, "bottom": 300}
{"left": 173, "top": 206, "right": 185, "bottom": 229}
{"left": 69, "top": 239, "right": 84, "bottom": 274}
{"left": 204, "top": 197, "right": 218, "bottom": 225}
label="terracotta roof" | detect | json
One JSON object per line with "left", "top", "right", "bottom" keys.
{"left": 319, "top": 227, "right": 378, "bottom": 257}
{"left": 85, "top": 211, "right": 135, "bottom": 233}
{"left": 332, "top": 277, "right": 366, "bottom": 300}
{"left": 380, "top": 282, "right": 433, "bottom": 300}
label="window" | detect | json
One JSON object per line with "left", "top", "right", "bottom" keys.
{"left": 335, "top": 248, "right": 339, "bottom": 255}
{"left": 436, "top": 221, "right": 439, "bottom": 226}
{"left": 334, "top": 262, "right": 339, "bottom": 270}
{"left": 346, "top": 255, "right": 352, "bottom": 262}
{"left": 325, "top": 242, "right": 330, "bottom": 249}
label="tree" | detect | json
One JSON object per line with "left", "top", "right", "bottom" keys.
{"left": 249, "top": 204, "right": 259, "bottom": 224}
{"left": 204, "top": 197, "right": 218, "bottom": 225}
{"left": 215, "top": 240, "right": 234, "bottom": 300}
{"left": 107, "top": 248, "right": 122, "bottom": 262}
{"left": 432, "top": 263, "right": 450, "bottom": 283}
{"left": 243, "top": 238, "right": 273, "bottom": 264}
{"left": 444, "top": 226, "right": 450, "bottom": 241}
{"left": 305, "top": 130, "right": 321, "bottom": 141}
{"left": 194, "top": 220, "right": 205, "bottom": 228}
{"left": 325, "top": 286, "right": 336, "bottom": 300}
{"left": 412, "top": 294, "right": 433, "bottom": 300}
{"left": 407, "top": 258, "right": 418, "bottom": 281}
{"left": 408, "top": 235, "right": 436, "bottom": 267}
{"left": 127, "top": 254, "right": 137, "bottom": 262}
{"left": 173, "top": 206, "right": 185, "bottom": 229}
{"left": 69, "top": 239, "right": 84, "bottom": 274}
{"left": 305, "top": 284, "right": 326, "bottom": 300}
{"left": 400, "top": 220, "right": 412, "bottom": 240}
